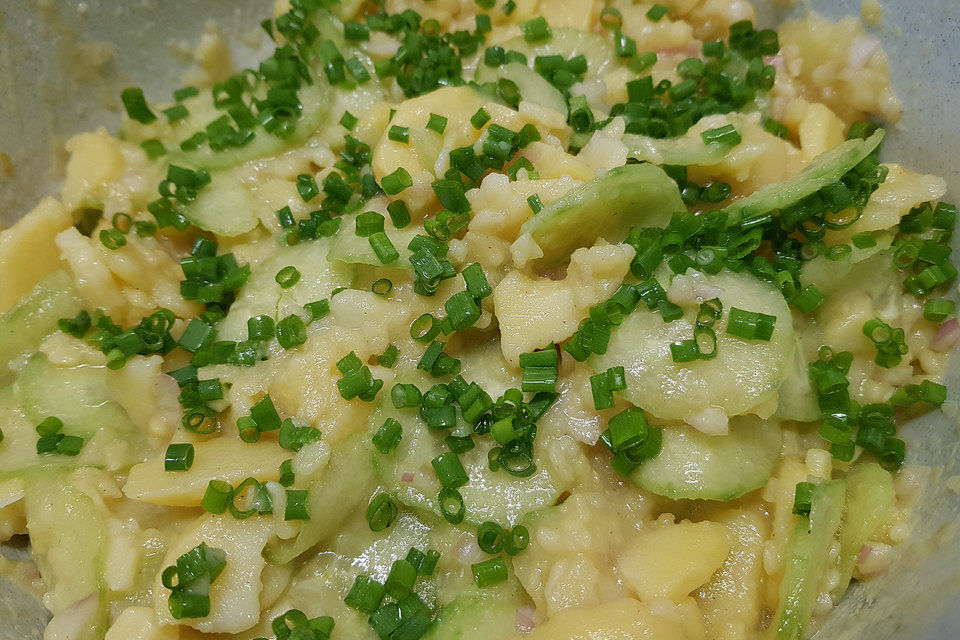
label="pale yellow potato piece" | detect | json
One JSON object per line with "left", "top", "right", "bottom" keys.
{"left": 539, "top": 0, "right": 597, "bottom": 29}
{"left": 828, "top": 164, "right": 946, "bottom": 243}
{"left": 468, "top": 174, "right": 583, "bottom": 243}
{"left": 105, "top": 606, "right": 179, "bottom": 640}
{"left": 782, "top": 98, "right": 846, "bottom": 161}
{"left": 0, "top": 197, "right": 71, "bottom": 314}
{"left": 493, "top": 244, "right": 632, "bottom": 364}
{"left": 696, "top": 508, "right": 769, "bottom": 640}
{"left": 493, "top": 271, "right": 579, "bottom": 366}
{"left": 154, "top": 514, "right": 274, "bottom": 634}
{"left": 620, "top": 520, "right": 732, "bottom": 602}
{"left": 62, "top": 129, "right": 127, "bottom": 211}
{"left": 526, "top": 597, "right": 703, "bottom": 640}
{"left": 779, "top": 13, "right": 902, "bottom": 122}
{"left": 124, "top": 438, "right": 290, "bottom": 506}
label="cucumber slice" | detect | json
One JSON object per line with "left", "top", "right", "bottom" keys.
{"left": 0, "top": 354, "right": 144, "bottom": 479}
{"left": 774, "top": 335, "right": 819, "bottom": 423}
{"left": 0, "top": 270, "right": 82, "bottom": 386}
{"left": 799, "top": 232, "right": 893, "bottom": 296}
{"left": 513, "top": 163, "right": 682, "bottom": 266}
{"left": 719, "top": 129, "right": 884, "bottom": 226}
{"left": 425, "top": 583, "right": 527, "bottom": 640}
{"left": 631, "top": 416, "right": 782, "bottom": 501}
{"left": 593, "top": 269, "right": 794, "bottom": 421}
{"left": 327, "top": 224, "right": 421, "bottom": 270}
{"left": 265, "top": 435, "right": 378, "bottom": 565}
{"left": 499, "top": 27, "right": 616, "bottom": 76}
{"left": 773, "top": 479, "right": 846, "bottom": 640}
{"left": 373, "top": 404, "right": 560, "bottom": 527}
{"left": 216, "top": 238, "right": 354, "bottom": 341}
{"left": 623, "top": 117, "right": 739, "bottom": 167}
{"left": 181, "top": 167, "right": 259, "bottom": 236}
{"left": 475, "top": 62, "right": 568, "bottom": 117}
{"left": 834, "top": 463, "right": 894, "bottom": 598}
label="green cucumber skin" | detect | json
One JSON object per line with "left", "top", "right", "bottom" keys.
{"left": 774, "top": 479, "right": 846, "bottom": 640}
{"left": 518, "top": 163, "right": 683, "bottom": 265}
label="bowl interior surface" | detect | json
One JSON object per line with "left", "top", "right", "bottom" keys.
{"left": 0, "top": 1, "right": 958, "bottom": 639}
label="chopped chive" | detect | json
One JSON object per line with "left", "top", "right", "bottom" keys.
{"left": 438, "top": 487, "right": 465, "bottom": 524}
{"left": 432, "top": 451, "right": 469, "bottom": 488}
{"left": 366, "top": 493, "right": 399, "bottom": 531}
{"left": 371, "top": 277, "right": 393, "bottom": 296}
{"left": 476, "top": 521, "right": 505, "bottom": 554}
{"left": 646, "top": 4, "right": 668, "bottom": 21}
{"left": 470, "top": 107, "right": 491, "bottom": 129}
{"left": 201, "top": 480, "right": 233, "bottom": 514}
{"left": 427, "top": 113, "right": 448, "bottom": 134}
{"left": 387, "top": 200, "right": 412, "bottom": 228}
{"left": 527, "top": 194, "right": 543, "bottom": 213}
{"left": 164, "top": 443, "right": 195, "bottom": 471}
{"left": 100, "top": 229, "right": 127, "bottom": 250}
{"left": 296, "top": 174, "right": 320, "bottom": 202}
{"left": 284, "top": 489, "right": 310, "bottom": 520}
{"left": 140, "top": 139, "right": 166, "bottom": 159}
{"left": 345, "top": 575, "right": 386, "bottom": 614}
{"left": 792, "top": 481, "right": 816, "bottom": 516}
{"left": 304, "top": 299, "right": 331, "bottom": 322}
{"left": 519, "top": 17, "right": 551, "bottom": 42}
{"left": 277, "top": 314, "right": 307, "bottom": 349}
{"left": 726, "top": 307, "right": 776, "bottom": 341}
{"left": 388, "top": 125, "right": 410, "bottom": 144}
{"left": 381, "top": 167, "right": 413, "bottom": 195}
{"left": 121, "top": 87, "right": 156, "bottom": 123}
{"left": 340, "top": 111, "right": 359, "bottom": 129}
{"left": 275, "top": 266, "right": 301, "bottom": 289}
{"left": 163, "top": 104, "right": 189, "bottom": 123}
{"left": 472, "top": 557, "right": 508, "bottom": 587}
{"left": 701, "top": 124, "right": 741, "bottom": 146}
{"left": 373, "top": 418, "right": 403, "bottom": 454}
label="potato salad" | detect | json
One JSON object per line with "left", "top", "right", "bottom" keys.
{"left": 0, "top": 1, "right": 954, "bottom": 639}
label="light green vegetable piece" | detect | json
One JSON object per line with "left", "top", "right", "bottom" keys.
{"left": 720, "top": 129, "right": 884, "bottom": 226}
{"left": 500, "top": 27, "right": 616, "bottom": 76}
{"left": 514, "top": 163, "right": 683, "bottom": 266}
{"left": 475, "top": 62, "right": 568, "bottom": 117}
{"left": 773, "top": 479, "right": 846, "bottom": 640}
{"left": 833, "top": 463, "right": 895, "bottom": 599}
{"left": 631, "top": 416, "right": 782, "bottom": 501}
{"left": 0, "top": 270, "right": 82, "bottom": 386}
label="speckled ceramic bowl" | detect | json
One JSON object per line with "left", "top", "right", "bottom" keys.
{"left": 0, "top": 1, "right": 958, "bottom": 638}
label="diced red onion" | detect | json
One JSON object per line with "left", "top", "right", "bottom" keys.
{"left": 401, "top": 472, "right": 415, "bottom": 483}
{"left": 516, "top": 606, "right": 537, "bottom": 632}
{"left": 857, "top": 545, "right": 873, "bottom": 564}
{"left": 933, "top": 318, "right": 960, "bottom": 352}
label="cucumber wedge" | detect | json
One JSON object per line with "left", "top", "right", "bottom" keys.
{"left": 719, "top": 129, "right": 884, "bottom": 226}
{"left": 181, "top": 167, "right": 260, "bottom": 236}
{"left": 623, "top": 117, "right": 739, "bottom": 167}
{"left": 373, "top": 404, "right": 560, "bottom": 527}
{"left": 475, "top": 62, "right": 568, "bottom": 117}
{"left": 499, "top": 27, "right": 616, "bottom": 76}
{"left": 593, "top": 269, "right": 794, "bottom": 421}
{"left": 631, "top": 416, "right": 782, "bottom": 501}
{"left": 834, "top": 463, "right": 895, "bottom": 599}
{"left": 327, "top": 224, "right": 421, "bottom": 270}
{"left": 773, "top": 479, "right": 846, "bottom": 640}
{"left": 513, "top": 163, "right": 682, "bottom": 266}
{"left": 216, "top": 238, "right": 354, "bottom": 341}
{"left": 265, "top": 435, "right": 378, "bottom": 565}
{"left": 774, "top": 336, "right": 820, "bottom": 423}
{"left": 0, "top": 270, "right": 82, "bottom": 386}
{"left": 425, "top": 583, "right": 528, "bottom": 640}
